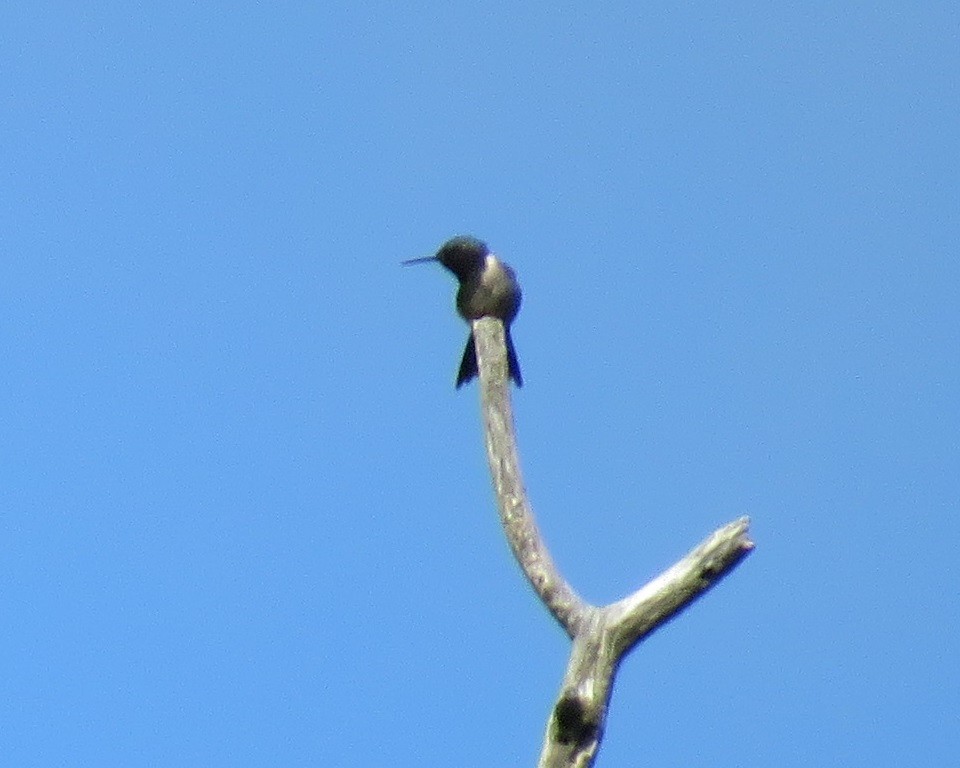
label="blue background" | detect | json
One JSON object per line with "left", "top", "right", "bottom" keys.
{"left": 2, "top": 3, "right": 957, "bottom": 765}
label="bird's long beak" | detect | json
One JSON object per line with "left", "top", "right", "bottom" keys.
{"left": 401, "top": 256, "right": 438, "bottom": 266}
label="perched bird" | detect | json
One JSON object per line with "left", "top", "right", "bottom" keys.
{"left": 404, "top": 236, "right": 523, "bottom": 388}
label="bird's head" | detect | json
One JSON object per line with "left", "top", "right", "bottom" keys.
{"left": 403, "top": 235, "right": 489, "bottom": 282}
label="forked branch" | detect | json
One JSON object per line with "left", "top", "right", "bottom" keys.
{"left": 471, "top": 317, "right": 754, "bottom": 768}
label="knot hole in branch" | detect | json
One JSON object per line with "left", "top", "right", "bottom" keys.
{"left": 552, "top": 693, "right": 599, "bottom": 747}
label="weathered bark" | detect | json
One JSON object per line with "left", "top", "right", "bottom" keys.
{"left": 471, "top": 317, "right": 754, "bottom": 767}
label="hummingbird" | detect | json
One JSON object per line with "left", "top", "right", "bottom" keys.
{"left": 404, "top": 235, "right": 523, "bottom": 388}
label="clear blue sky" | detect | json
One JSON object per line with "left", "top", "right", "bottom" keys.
{"left": 2, "top": 3, "right": 957, "bottom": 766}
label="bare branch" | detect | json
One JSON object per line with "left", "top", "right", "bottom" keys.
{"left": 535, "top": 523, "right": 753, "bottom": 768}
{"left": 469, "top": 316, "right": 754, "bottom": 767}
{"left": 606, "top": 517, "right": 753, "bottom": 657}
{"left": 472, "top": 317, "right": 590, "bottom": 635}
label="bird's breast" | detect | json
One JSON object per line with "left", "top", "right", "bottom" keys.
{"left": 456, "top": 255, "right": 521, "bottom": 323}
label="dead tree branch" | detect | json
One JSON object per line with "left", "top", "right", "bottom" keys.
{"left": 471, "top": 316, "right": 754, "bottom": 768}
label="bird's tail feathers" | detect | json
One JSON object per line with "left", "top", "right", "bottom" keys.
{"left": 455, "top": 332, "right": 478, "bottom": 389}
{"left": 455, "top": 329, "right": 523, "bottom": 388}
